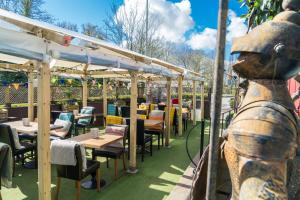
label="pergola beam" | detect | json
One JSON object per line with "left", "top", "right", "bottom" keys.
{"left": 0, "top": 63, "right": 34, "bottom": 71}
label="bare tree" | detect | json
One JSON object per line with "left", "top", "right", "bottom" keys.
{"left": 56, "top": 21, "right": 78, "bottom": 32}
{"left": 103, "top": 1, "right": 164, "bottom": 56}
{"left": 81, "top": 23, "right": 104, "bottom": 39}
{"left": 0, "top": 0, "right": 54, "bottom": 22}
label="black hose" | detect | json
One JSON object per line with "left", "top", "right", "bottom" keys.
{"left": 185, "top": 122, "right": 201, "bottom": 167}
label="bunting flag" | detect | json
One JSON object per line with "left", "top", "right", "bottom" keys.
{"left": 59, "top": 79, "right": 65, "bottom": 85}
{"left": 24, "top": 83, "right": 28, "bottom": 88}
{"left": 1, "top": 81, "right": 8, "bottom": 86}
{"left": 67, "top": 79, "right": 73, "bottom": 84}
{"left": 92, "top": 79, "right": 96, "bottom": 86}
{"left": 12, "top": 83, "right": 20, "bottom": 90}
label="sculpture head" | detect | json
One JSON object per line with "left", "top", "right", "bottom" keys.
{"left": 231, "top": 0, "right": 300, "bottom": 80}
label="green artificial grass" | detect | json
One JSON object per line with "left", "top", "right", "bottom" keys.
{"left": 2, "top": 122, "right": 210, "bottom": 200}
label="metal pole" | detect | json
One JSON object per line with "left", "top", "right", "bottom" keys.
{"left": 145, "top": 0, "right": 149, "bottom": 56}
{"left": 200, "top": 82, "right": 205, "bottom": 157}
{"left": 206, "top": 0, "right": 228, "bottom": 199}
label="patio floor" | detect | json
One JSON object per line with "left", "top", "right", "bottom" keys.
{"left": 2, "top": 121, "right": 209, "bottom": 200}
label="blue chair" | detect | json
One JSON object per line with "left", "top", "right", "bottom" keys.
{"left": 50, "top": 112, "right": 75, "bottom": 140}
{"left": 107, "top": 104, "right": 117, "bottom": 116}
{"left": 76, "top": 107, "right": 95, "bottom": 135}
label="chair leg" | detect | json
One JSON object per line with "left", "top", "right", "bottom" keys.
{"left": 106, "top": 157, "right": 109, "bottom": 168}
{"left": 96, "top": 169, "right": 100, "bottom": 192}
{"left": 158, "top": 134, "right": 160, "bottom": 150}
{"left": 76, "top": 181, "right": 81, "bottom": 200}
{"left": 55, "top": 177, "right": 61, "bottom": 200}
{"left": 142, "top": 144, "right": 145, "bottom": 162}
{"left": 0, "top": 191, "right": 2, "bottom": 200}
{"left": 122, "top": 154, "right": 126, "bottom": 171}
{"left": 13, "top": 158, "right": 15, "bottom": 177}
{"left": 114, "top": 159, "right": 118, "bottom": 179}
{"left": 150, "top": 139, "right": 153, "bottom": 156}
{"left": 161, "top": 132, "right": 164, "bottom": 147}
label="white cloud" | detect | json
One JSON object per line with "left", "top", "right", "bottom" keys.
{"left": 226, "top": 10, "right": 248, "bottom": 42}
{"left": 116, "top": 0, "right": 194, "bottom": 43}
{"left": 186, "top": 9, "right": 247, "bottom": 51}
{"left": 187, "top": 28, "right": 217, "bottom": 50}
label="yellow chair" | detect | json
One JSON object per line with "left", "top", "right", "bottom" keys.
{"left": 137, "top": 114, "right": 147, "bottom": 120}
{"left": 150, "top": 104, "right": 156, "bottom": 112}
{"left": 164, "top": 107, "right": 176, "bottom": 126}
{"left": 106, "top": 115, "right": 123, "bottom": 125}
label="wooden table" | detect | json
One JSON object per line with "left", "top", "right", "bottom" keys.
{"left": 69, "top": 133, "right": 122, "bottom": 149}
{"left": 3, "top": 121, "right": 63, "bottom": 135}
{"left": 69, "top": 132, "right": 123, "bottom": 189}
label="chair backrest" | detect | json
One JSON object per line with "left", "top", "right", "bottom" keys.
{"left": 0, "top": 125, "right": 15, "bottom": 155}
{"left": 172, "top": 98, "right": 179, "bottom": 104}
{"left": 150, "top": 104, "right": 156, "bottom": 112}
{"left": 0, "top": 143, "right": 9, "bottom": 169}
{"left": 164, "top": 107, "right": 176, "bottom": 126}
{"left": 105, "top": 125, "right": 128, "bottom": 147}
{"left": 59, "top": 112, "right": 75, "bottom": 137}
{"left": 125, "top": 119, "right": 144, "bottom": 145}
{"left": 137, "top": 109, "right": 148, "bottom": 115}
{"left": 106, "top": 115, "right": 123, "bottom": 126}
{"left": 136, "top": 119, "right": 145, "bottom": 145}
{"left": 120, "top": 106, "right": 130, "bottom": 118}
{"left": 78, "top": 107, "right": 95, "bottom": 125}
{"left": 158, "top": 104, "right": 166, "bottom": 111}
{"left": 56, "top": 144, "right": 83, "bottom": 180}
{"left": 149, "top": 110, "right": 165, "bottom": 121}
{"left": 107, "top": 104, "right": 117, "bottom": 116}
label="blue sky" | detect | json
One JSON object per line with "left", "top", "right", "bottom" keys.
{"left": 43, "top": 0, "right": 248, "bottom": 54}
{"left": 44, "top": 0, "right": 246, "bottom": 30}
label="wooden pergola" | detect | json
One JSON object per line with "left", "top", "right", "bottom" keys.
{"left": 0, "top": 9, "right": 204, "bottom": 200}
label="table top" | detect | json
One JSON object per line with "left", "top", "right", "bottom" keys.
{"left": 69, "top": 133, "right": 123, "bottom": 149}
{"left": 3, "top": 121, "right": 63, "bottom": 135}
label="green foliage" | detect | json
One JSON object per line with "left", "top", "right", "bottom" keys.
{"left": 0, "top": 71, "right": 27, "bottom": 84}
{"left": 239, "top": 0, "right": 283, "bottom": 28}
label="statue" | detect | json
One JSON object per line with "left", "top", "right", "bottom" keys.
{"left": 225, "top": 0, "right": 300, "bottom": 199}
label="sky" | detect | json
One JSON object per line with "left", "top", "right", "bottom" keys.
{"left": 43, "top": 0, "right": 248, "bottom": 54}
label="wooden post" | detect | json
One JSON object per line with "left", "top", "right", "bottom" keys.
{"left": 82, "top": 77, "right": 88, "bottom": 107}
{"left": 28, "top": 71, "right": 34, "bottom": 121}
{"left": 37, "top": 62, "right": 51, "bottom": 200}
{"left": 178, "top": 76, "right": 183, "bottom": 136}
{"left": 206, "top": 0, "right": 228, "bottom": 198}
{"left": 103, "top": 78, "right": 107, "bottom": 117}
{"left": 129, "top": 73, "right": 138, "bottom": 173}
{"left": 192, "top": 80, "right": 197, "bottom": 126}
{"left": 165, "top": 78, "right": 172, "bottom": 147}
